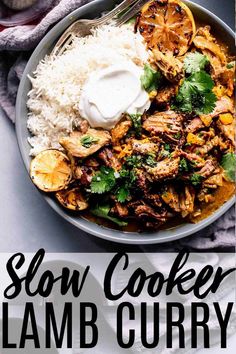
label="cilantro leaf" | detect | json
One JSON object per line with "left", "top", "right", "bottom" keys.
{"left": 160, "top": 150, "right": 170, "bottom": 158}
{"left": 125, "top": 154, "right": 157, "bottom": 169}
{"left": 190, "top": 173, "right": 203, "bottom": 186}
{"left": 90, "top": 203, "right": 128, "bottom": 227}
{"left": 173, "top": 71, "right": 217, "bottom": 115}
{"left": 226, "top": 62, "right": 235, "bottom": 69}
{"left": 189, "top": 71, "right": 214, "bottom": 91}
{"left": 125, "top": 155, "right": 142, "bottom": 168}
{"left": 141, "top": 64, "right": 161, "bottom": 92}
{"left": 174, "top": 132, "right": 182, "bottom": 140}
{"left": 164, "top": 144, "right": 171, "bottom": 152}
{"left": 184, "top": 52, "right": 209, "bottom": 74}
{"left": 179, "top": 158, "right": 189, "bottom": 172}
{"left": 160, "top": 144, "right": 171, "bottom": 158}
{"left": 115, "top": 165, "right": 137, "bottom": 203}
{"left": 221, "top": 153, "right": 236, "bottom": 182}
{"left": 90, "top": 167, "right": 116, "bottom": 194}
{"left": 80, "top": 135, "right": 99, "bottom": 148}
{"left": 145, "top": 154, "right": 157, "bottom": 167}
{"left": 194, "top": 91, "right": 217, "bottom": 115}
{"left": 127, "top": 16, "right": 136, "bottom": 24}
{"left": 129, "top": 114, "right": 142, "bottom": 138}
{"left": 116, "top": 186, "right": 130, "bottom": 203}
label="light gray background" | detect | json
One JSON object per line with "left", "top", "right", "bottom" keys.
{"left": 0, "top": 0, "right": 234, "bottom": 252}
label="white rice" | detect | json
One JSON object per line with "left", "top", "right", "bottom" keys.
{"left": 27, "top": 24, "right": 149, "bottom": 156}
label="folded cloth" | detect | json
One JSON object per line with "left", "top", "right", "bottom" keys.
{"left": 142, "top": 206, "right": 235, "bottom": 252}
{"left": 0, "top": 0, "right": 235, "bottom": 250}
{"left": 0, "top": 0, "right": 92, "bottom": 121}
{"left": 0, "top": 0, "right": 93, "bottom": 51}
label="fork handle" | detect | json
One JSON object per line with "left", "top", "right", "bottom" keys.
{"left": 96, "top": 0, "right": 140, "bottom": 26}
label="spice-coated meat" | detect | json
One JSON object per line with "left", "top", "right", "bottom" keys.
{"left": 155, "top": 84, "right": 178, "bottom": 108}
{"left": 112, "top": 202, "right": 129, "bottom": 218}
{"left": 179, "top": 186, "right": 195, "bottom": 218}
{"left": 203, "top": 171, "right": 223, "bottom": 189}
{"left": 134, "top": 204, "right": 170, "bottom": 223}
{"left": 153, "top": 49, "right": 184, "bottom": 83}
{"left": 196, "top": 136, "right": 219, "bottom": 156}
{"left": 60, "top": 129, "right": 111, "bottom": 158}
{"left": 185, "top": 117, "right": 204, "bottom": 133}
{"left": 197, "top": 159, "right": 217, "bottom": 178}
{"left": 144, "top": 193, "right": 163, "bottom": 208}
{"left": 143, "top": 111, "right": 183, "bottom": 140}
{"left": 161, "top": 185, "right": 181, "bottom": 213}
{"left": 132, "top": 139, "right": 159, "bottom": 155}
{"left": 111, "top": 119, "right": 132, "bottom": 145}
{"left": 147, "top": 157, "right": 180, "bottom": 181}
{"left": 217, "top": 120, "right": 235, "bottom": 146}
{"left": 136, "top": 171, "right": 150, "bottom": 194}
{"left": 180, "top": 151, "right": 205, "bottom": 168}
{"left": 98, "top": 147, "right": 121, "bottom": 171}
{"left": 200, "top": 96, "right": 234, "bottom": 123}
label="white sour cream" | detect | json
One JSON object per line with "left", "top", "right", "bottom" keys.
{"left": 79, "top": 61, "right": 150, "bottom": 130}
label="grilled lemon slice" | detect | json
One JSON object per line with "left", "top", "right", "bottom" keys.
{"left": 30, "top": 150, "right": 72, "bottom": 192}
{"left": 137, "top": 0, "right": 196, "bottom": 56}
{"left": 56, "top": 188, "right": 88, "bottom": 211}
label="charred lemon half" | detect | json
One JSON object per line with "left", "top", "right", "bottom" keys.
{"left": 56, "top": 188, "right": 88, "bottom": 211}
{"left": 30, "top": 150, "right": 72, "bottom": 192}
{"left": 137, "top": 0, "right": 196, "bottom": 56}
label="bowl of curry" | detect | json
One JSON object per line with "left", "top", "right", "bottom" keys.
{"left": 16, "top": 0, "right": 235, "bottom": 244}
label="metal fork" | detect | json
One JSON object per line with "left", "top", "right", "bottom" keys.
{"left": 115, "top": 0, "right": 148, "bottom": 26}
{"left": 51, "top": 0, "right": 140, "bottom": 57}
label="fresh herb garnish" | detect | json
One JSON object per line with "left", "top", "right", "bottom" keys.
{"left": 172, "top": 71, "right": 217, "bottom": 115}
{"left": 226, "top": 62, "right": 235, "bottom": 69}
{"left": 160, "top": 144, "right": 171, "bottom": 158}
{"left": 184, "top": 52, "right": 209, "bottom": 74}
{"left": 90, "top": 167, "right": 116, "bottom": 194}
{"left": 127, "top": 16, "right": 136, "bottom": 24}
{"left": 80, "top": 135, "right": 99, "bottom": 148}
{"left": 126, "top": 153, "right": 157, "bottom": 168}
{"left": 160, "top": 150, "right": 170, "bottom": 158}
{"left": 129, "top": 113, "right": 142, "bottom": 138}
{"left": 174, "top": 132, "right": 182, "bottom": 140}
{"left": 115, "top": 164, "right": 137, "bottom": 203}
{"left": 125, "top": 155, "right": 142, "bottom": 168}
{"left": 164, "top": 144, "right": 171, "bottom": 151}
{"left": 145, "top": 154, "right": 157, "bottom": 167}
{"left": 116, "top": 186, "right": 130, "bottom": 203}
{"left": 90, "top": 161, "right": 138, "bottom": 203}
{"left": 90, "top": 203, "right": 128, "bottom": 227}
{"left": 221, "top": 153, "right": 236, "bottom": 182}
{"left": 190, "top": 173, "right": 203, "bottom": 186}
{"left": 179, "top": 158, "right": 189, "bottom": 172}
{"left": 120, "top": 166, "right": 137, "bottom": 183}
{"left": 141, "top": 64, "right": 161, "bottom": 92}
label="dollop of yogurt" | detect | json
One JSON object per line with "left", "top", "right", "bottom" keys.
{"left": 79, "top": 61, "right": 150, "bottom": 130}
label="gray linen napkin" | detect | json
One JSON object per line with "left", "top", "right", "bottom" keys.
{"left": 142, "top": 206, "right": 235, "bottom": 252}
{"left": 0, "top": 0, "right": 92, "bottom": 121}
{"left": 0, "top": 0, "right": 235, "bottom": 250}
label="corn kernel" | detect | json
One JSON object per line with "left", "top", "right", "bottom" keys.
{"left": 149, "top": 90, "right": 157, "bottom": 99}
{"left": 187, "top": 133, "right": 204, "bottom": 145}
{"left": 213, "top": 85, "right": 226, "bottom": 98}
{"left": 200, "top": 115, "right": 213, "bottom": 127}
{"left": 219, "top": 113, "right": 234, "bottom": 125}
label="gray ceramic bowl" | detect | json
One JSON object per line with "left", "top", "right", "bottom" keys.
{"left": 16, "top": 0, "right": 235, "bottom": 244}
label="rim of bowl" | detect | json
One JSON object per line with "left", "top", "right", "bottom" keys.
{"left": 15, "top": 0, "right": 235, "bottom": 245}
